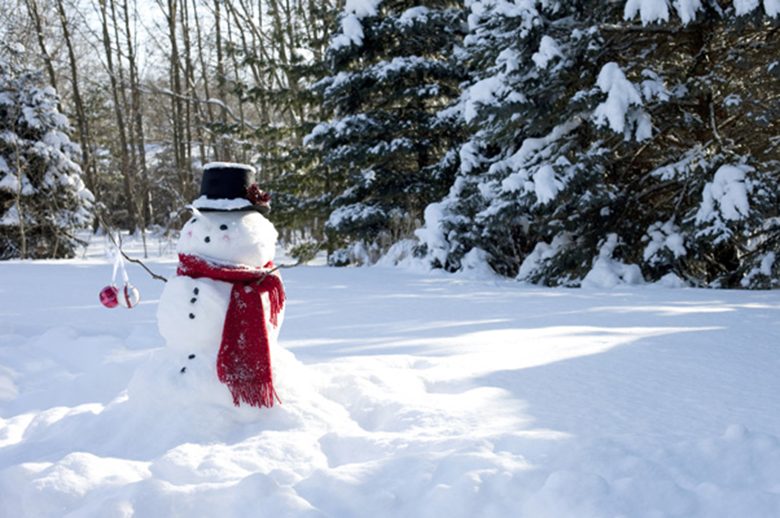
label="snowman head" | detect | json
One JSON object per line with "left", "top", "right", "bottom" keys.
{"left": 178, "top": 162, "right": 278, "bottom": 267}
{"left": 177, "top": 209, "right": 278, "bottom": 267}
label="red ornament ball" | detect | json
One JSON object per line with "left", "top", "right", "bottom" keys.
{"left": 100, "top": 285, "right": 119, "bottom": 308}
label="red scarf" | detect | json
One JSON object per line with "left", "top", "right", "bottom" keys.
{"left": 177, "top": 253, "right": 285, "bottom": 408}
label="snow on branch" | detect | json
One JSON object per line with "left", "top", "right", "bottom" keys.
{"left": 624, "top": 0, "right": 778, "bottom": 25}
{"left": 593, "top": 62, "right": 651, "bottom": 141}
{"left": 623, "top": 0, "right": 700, "bottom": 25}
{"left": 330, "top": 0, "right": 383, "bottom": 50}
{"left": 532, "top": 36, "right": 563, "bottom": 69}
{"left": 695, "top": 164, "right": 753, "bottom": 224}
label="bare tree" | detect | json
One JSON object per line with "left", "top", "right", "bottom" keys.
{"left": 98, "top": 0, "right": 137, "bottom": 231}
{"left": 120, "top": 0, "right": 152, "bottom": 224}
{"left": 24, "top": 0, "right": 59, "bottom": 98}
{"left": 55, "top": 0, "right": 98, "bottom": 205}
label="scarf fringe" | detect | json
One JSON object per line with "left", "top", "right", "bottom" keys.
{"left": 264, "top": 274, "right": 286, "bottom": 327}
{"left": 224, "top": 379, "right": 280, "bottom": 408}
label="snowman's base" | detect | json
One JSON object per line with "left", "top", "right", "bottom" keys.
{"left": 97, "top": 344, "right": 344, "bottom": 457}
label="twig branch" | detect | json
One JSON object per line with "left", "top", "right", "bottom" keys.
{"left": 96, "top": 211, "right": 169, "bottom": 283}
{"left": 141, "top": 84, "right": 259, "bottom": 131}
{"left": 113, "top": 231, "right": 169, "bottom": 283}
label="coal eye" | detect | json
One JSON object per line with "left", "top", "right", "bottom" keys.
{"left": 220, "top": 224, "right": 228, "bottom": 230}
{"left": 190, "top": 218, "right": 197, "bottom": 224}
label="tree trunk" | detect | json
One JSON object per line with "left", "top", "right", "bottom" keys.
{"left": 121, "top": 0, "right": 152, "bottom": 226}
{"left": 164, "top": 0, "right": 190, "bottom": 197}
{"left": 99, "top": 0, "right": 137, "bottom": 231}
{"left": 179, "top": 0, "right": 193, "bottom": 172}
{"left": 192, "top": 0, "right": 216, "bottom": 161}
{"left": 24, "top": 0, "right": 58, "bottom": 103}
{"left": 55, "top": 0, "right": 98, "bottom": 205}
{"left": 225, "top": 10, "right": 247, "bottom": 163}
{"left": 214, "top": 0, "right": 230, "bottom": 160}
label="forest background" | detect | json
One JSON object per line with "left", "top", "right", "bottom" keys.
{"left": 1, "top": 0, "right": 778, "bottom": 289}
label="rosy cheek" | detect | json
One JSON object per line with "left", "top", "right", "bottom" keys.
{"left": 187, "top": 230, "right": 193, "bottom": 237}
{"left": 222, "top": 235, "right": 231, "bottom": 242}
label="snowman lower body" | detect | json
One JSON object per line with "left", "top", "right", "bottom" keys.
{"left": 157, "top": 274, "right": 284, "bottom": 412}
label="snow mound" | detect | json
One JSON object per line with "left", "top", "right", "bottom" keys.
{"left": 582, "top": 234, "right": 645, "bottom": 288}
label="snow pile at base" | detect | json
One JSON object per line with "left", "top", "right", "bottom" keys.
{"left": 375, "top": 239, "right": 430, "bottom": 272}
{"left": 2, "top": 238, "right": 780, "bottom": 517}
{"left": 654, "top": 271, "right": 689, "bottom": 288}
{"left": 581, "top": 233, "right": 645, "bottom": 288}
{"left": 456, "top": 247, "right": 501, "bottom": 280}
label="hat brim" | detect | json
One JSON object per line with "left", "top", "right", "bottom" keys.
{"left": 191, "top": 196, "right": 269, "bottom": 213}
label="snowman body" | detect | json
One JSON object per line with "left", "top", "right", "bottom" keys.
{"left": 157, "top": 209, "right": 284, "bottom": 402}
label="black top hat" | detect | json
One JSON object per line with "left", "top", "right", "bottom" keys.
{"left": 192, "top": 162, "right": 270, "bottom": 213}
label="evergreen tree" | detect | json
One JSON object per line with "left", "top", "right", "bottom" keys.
{"left": 418, "top": 0, "right": 780, "bottom": 288}
{"left": 306, "top": 0, "right": 465, "bottom": 265}
{"left": 250, "top": 3, "right": 339, "bottom": 244}
{"left": 0, "top": 47, "right": 93, "bottom": 259}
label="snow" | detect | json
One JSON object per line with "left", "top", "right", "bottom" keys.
{"left": 177, "top": 210, "right": 278, "bottom": 267}
{"left": 625, "top": 0, "right": 777, "bottom": 21}
{"left": 623, "top": 0, "right": 708, "bottom": 24}
{"left": 2, "top": 235, "right": 780, "bottom": 516}
{"left": 203, "top": 162, "right": 256, "bottom": 173}
{"left": 624, "top": 0, "right": 670, "bottom": 24}
{"left": 326, "top": 203, "right": 384, "bottom": 230}
{"left": 330, "top": 0, "right": 382, "bottom": 50}
{"left": 191, "top": 195, "right": 254, "bottom": 211}
{"left": 742, "top": 252, "right": 776, "bottom": 287}
{"left": 331, "top": 14, "right": 365, "bottom": 49}
{"left": 531, "top": 36, "right": 562, "bottom": 69}
{"left": 517, "top": 234, "right": 572, "bottom": 283}
{"left": 458, "top": 247, "right": 500, "bottom": 279}
{"left": 344, "top": 0, "right": 381, "bottom": 18}
{"left": 695, "top": 164, "right": 752, "bottom": 224}
{"left": 532, "top": 164, "right": 562, "bottom": 204}
{"left": 735, "top": 0, "right": 760, "bottom": 15}
{"left": 673, "top": 0, "right": 703, "bottom": 23}
{"left": 399, "top": 6, "right": 430, "bottom": 25}
{"left": 0, "top": 171, "right": 19, "bottom": 192}
{"left": 639, "top": 69, "right": 670, "bottom": 102}
{"left": 500, "top": 162, "right": 563, "bottom": 206}
{"left": 415, "top": 201, "right": 451, "bottom": 266}
{"left": 723, "top": 93, "right": 742, "bottom": 107}
{"left": 582, "top": 234, "right": 645, "bottom": 288}
{"left": 463, "top": 76, "right": 507, "bottom": 123}
{"left": 0, "top": 203, "right": 20, "bottom": 226}
{"left": 375, "top": 239, "right": 427, "bottom": 271}
{"left": 644, "top": 220, "right": 686, "bottom": 264}
{"left": 593, "top": 62, "right": 645, "bottom": 137}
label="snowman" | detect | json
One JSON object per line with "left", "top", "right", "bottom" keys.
{"left": 157, "top": 162, "right": 285, "bottom": 409}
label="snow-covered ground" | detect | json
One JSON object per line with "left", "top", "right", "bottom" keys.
{"left": 1, "top": 236, "right": 780, "bottom": 517}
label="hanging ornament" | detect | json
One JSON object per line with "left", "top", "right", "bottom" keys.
{"left": 99, "top": 285, "right": 119, "bottom": 308}
{"left": 117, "top": 283, "right": 141, "bottom": 308}
{"left": 99, "top": 239, "right": 141, "bottom": 309}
